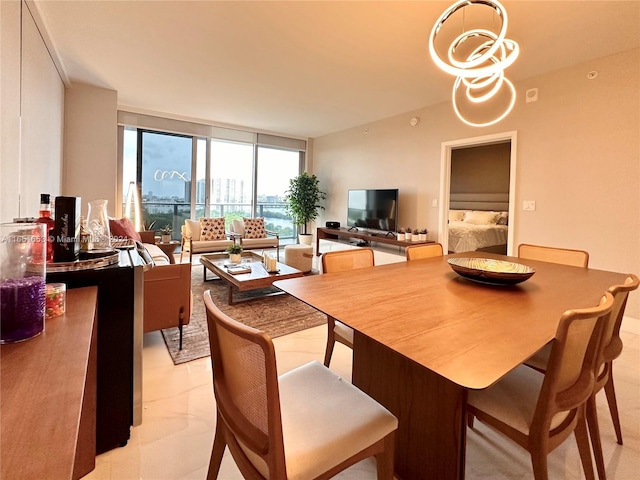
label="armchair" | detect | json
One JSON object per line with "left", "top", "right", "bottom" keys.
{"left": 143, "top": 262, "right": 192, "bottom": 350}
{"left": 179, "top": 218, "right": 234, "bottom": 263}
{"left": 229, "top": 218, "right": 280, "bottom": 260}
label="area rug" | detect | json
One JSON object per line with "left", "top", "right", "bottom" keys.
{"left": 161, "top": 261, "right": 326, "bottom": 365}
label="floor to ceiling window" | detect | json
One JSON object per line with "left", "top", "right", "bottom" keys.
{"left": 139, "top": 130, "right": 192, "bottom": 240}
{"left": 209, "top": 140, "right": 254, "bottom": 220}
{"left": 256, "top": 146, "right": 300, "bottom": 238}
{"left": 119, "top": 114, "right": 306, "bottom": 242}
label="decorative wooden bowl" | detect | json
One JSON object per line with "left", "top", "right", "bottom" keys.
{"left": 447, "top": 257, "right": 535, "bottom": 285}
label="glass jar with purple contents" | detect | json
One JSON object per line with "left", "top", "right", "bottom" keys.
{"left": 0, "top": 223, "right": 46, "bottom": 343}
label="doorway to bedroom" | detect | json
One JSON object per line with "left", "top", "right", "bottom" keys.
{"left": 438, "top": 131, "right": 517, "bottom": 255}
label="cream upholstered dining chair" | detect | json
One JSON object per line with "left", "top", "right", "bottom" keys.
{"left": 203, "top": 290, "right": 398, "bottom": 480}
{"left": 405, "top": 243, "right": 444, "bottom": 261}
{"left": 524, "top": 274, "right": 639, "bottom": 480}
{"left": 467, "top": 292, "right": 615, "bottom": 480}
{"left": 321, "top": 248, "right": 375, "bottom": 367}
{"left": 518, "top": 243, "right": 589, "bottom": 268}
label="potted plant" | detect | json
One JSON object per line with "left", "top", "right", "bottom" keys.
{"left": 142, "top": 219, "right": 156, "bottom": 229}
{"left": 159, "top": 224, "right": 173, "bottom": 243}
{"left": 404, "top": 227, "right": 412, "bottom": 241}
{"left": 226, "top": 243, "right": 243, "bottom": 264}
{"left": 419, "top": 228, "right": 428, "bottom": 241}
{"left": 412, "top": 228, "right": 420, "bottom": 242}
{"left": 284, "top": 172, "right": 327, "bottom": 246}
{"left": 397, "top": 228, "right": 405, "bottom": 241}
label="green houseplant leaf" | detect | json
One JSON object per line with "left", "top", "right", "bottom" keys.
{"left": 226, "top": 244, "right": 243, "bottom": 254}
{"left": 284, "top": 172, "right": 327, "bottom": 235}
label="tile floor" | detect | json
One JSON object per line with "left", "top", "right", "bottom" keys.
{"left": 85, "top": 242, "right": 640, "bottom": 479}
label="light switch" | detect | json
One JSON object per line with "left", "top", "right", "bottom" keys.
{"left": 523, "top": 200, "right": 536, "bottom": 211}
{"left": 432, "top": 199, "right": 438, "bottom": 207}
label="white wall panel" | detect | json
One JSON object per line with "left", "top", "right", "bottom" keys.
{"left": 1, "top": 0, "right": 22, "bottom": 221}
{"left": 0, "top": 0, "right": 64, "bottom": 221}
{"left": 21, "top": 1, "right": 64, "bottom": 216}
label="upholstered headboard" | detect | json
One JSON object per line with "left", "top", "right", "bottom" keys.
{"left": 449, "top": 193, "right": 510, "bottom": 212}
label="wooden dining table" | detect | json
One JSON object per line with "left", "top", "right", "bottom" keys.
{"left": 274, "top": 252, "right": 629, "bottom": 480}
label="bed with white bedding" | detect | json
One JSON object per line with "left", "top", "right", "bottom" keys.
{"left": 448, "top": 218, "right": 509, "bottom": 253}
{"left": 447, "top": 200, "right": 509, "bottom": 253}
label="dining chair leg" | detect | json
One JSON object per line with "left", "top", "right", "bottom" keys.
{"left": 207, "top": 412, "right": 227, "bottom": 480}
{"left": 375, "top": 433, "right": 396, "bottom": 480}
{"left": 324, "top": 316, "right": 336, "bottom": 367}
{"left": 575, "top": 413, "right": 596, "bottom": 480}
{"left": 530, "top": 447, "right": 549, "bottom": 480}
{"left": 603, "top": 368, "right": 623, "bottom": 445}
{"left": 586, "top": 395, "right": 607, "bottom": 480}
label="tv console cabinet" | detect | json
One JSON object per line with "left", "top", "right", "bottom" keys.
{"left": 316, "top": 227, "right": 432, "bottom": 256}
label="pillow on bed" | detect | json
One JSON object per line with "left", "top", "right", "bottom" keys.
{"left": 448, "top": 210, "right": 467, "bottom": 222}
{"left": 496, "top": 212, "right": 509, "bottom": 225}
{"left": 463, "top": 211, "right": 500, "bottom": 225}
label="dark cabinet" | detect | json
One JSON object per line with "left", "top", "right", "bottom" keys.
{"left": 47, "top": 249, "right": 144, "bottom": 454}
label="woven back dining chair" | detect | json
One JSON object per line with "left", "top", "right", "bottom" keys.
{"left": 203, "top": 290, "right": 397, "bottom": 479}
{"left": 321, "top": 248, "right": 375, "bottom": 367}
{"left": 524, "top": 274, "right": 639, "bottom": 480}
{"left": 467, "top": 292, "right": 615, "bottom": 480}
{"left": 518, "top": 243, "right": 589, "bottom": 268}
{"left": 405, "top": 243, "right": 444, "bottom": 261}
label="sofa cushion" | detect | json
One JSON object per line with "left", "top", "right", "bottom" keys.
{"left": 199, "top": 217, "right": 226, "bottom": 240}
{"left": 109, "top": 217, "right": 142, "bottom": 242}
{"left": 191, "top": 239, "right": 234, "bottom": 253}
{"left": 185, "top": 219, "right": 201, "bottom": 241}
{"left": 243, "top": 217, "right": 266, "bottom": 239}
{"left": 143, "top": 243, "right": 171, "bottom": 265}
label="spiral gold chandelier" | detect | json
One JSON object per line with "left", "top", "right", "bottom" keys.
{"left": 429, "top": 0, "right": 519, "bottom": 127}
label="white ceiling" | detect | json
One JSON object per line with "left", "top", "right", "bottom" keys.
{"left": 33, "top": 0, "right": 640, "bottom": 138}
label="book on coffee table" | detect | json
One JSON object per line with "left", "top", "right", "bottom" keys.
{"left": 227, "top": 265, "right": 252, "bottom": 275}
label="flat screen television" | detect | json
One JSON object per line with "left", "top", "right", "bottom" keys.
{"left": 347, "top": 189, "right": 398, "bottom": 233}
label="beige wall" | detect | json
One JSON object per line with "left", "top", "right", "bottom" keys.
{"left": 312, "top": 48, "right": 640, "bottom": 321}
{"left": 1, "top": 0, "right": 64, "bottom": 222}
{"left": 64, "top": 83, "right": 118, "bottom": 218}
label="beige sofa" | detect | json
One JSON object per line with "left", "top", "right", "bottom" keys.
{"left": 180, "top": 219, "right": 234, "bottom": 262}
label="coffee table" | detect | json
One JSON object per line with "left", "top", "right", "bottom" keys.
{"left": 200, "top": 252, "right": 303, "bottom": 304}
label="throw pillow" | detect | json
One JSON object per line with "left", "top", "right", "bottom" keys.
{"left": 496, "top": 211, "right": 509, "bottom": 225}
{"left": 463, "top": 211, "right": 500, "bottom": 225}
{"left": 109, "top": 217, "right": 142, "bottom": 242}
{"left": 243, "top": 217, "right": 266, "bottom": 239}
{"left": 448, "top": 210, "right": 467, "bottom": 223}
{"left": 185, "top": 219, "right": 201, "bottom": 241}
{"left": 199, "top": 217, "right": 226, "bottom": 240}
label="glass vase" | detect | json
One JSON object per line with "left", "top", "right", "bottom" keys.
{"left": 0, "top": 223, "right": 46, "bottom": 343}
{"left": 87, "top": 199, "right": 112, "bottom": 250}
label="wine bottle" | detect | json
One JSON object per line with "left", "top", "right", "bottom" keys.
{"left": 35, "top": 193, "right": 55, "bottom": 263}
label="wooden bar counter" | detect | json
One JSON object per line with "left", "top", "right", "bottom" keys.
{"left": 1, "top": 286, "right": 98, "bottom": 480}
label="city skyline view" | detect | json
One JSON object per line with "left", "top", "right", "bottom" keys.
{"left": 123, "top": 128, "right": 299, "bottom": 205}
